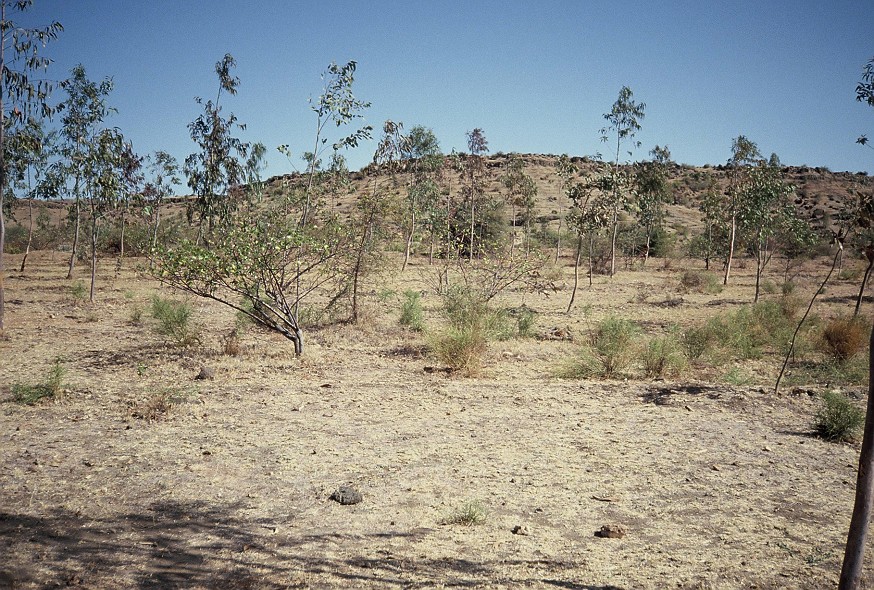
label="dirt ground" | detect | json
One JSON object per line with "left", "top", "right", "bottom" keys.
{"left": 1, "top": 249, "right": 873, "bottom": 589}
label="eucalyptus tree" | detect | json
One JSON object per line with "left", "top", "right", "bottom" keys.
{"left": 400, "top": 124, "right": 442, "bottom": 270}
{"left": 737, "top": 155, "right": 812, "bottom": 302}
{"left": 554, "top": 154, "right": 575, "bottom": 262}
{"left": 634, "top": 145, "right": 672, "bottom": 265}
{"left": 184, "top": 53, "right": 250, "bottom": 238}
{"left": 566, "top": 169, "right": 611, "bottom": 310}
{"left": 600, "top": 86, "right": 645, "bottom": 276}
{"left": 500, "top": 153, "right": 536, "bottom": 259}
{"left": 59, "top": 64, "right": 114, "bottom": 279}
{"left": 114, "top": 139, "right": 143, "bottom": 261}
{"left": 140, "top": 150, "right": 180, "bottom": 259}
{"left": 722, "top": 135, "right": 761, "bottom": 285}
{"left": 0, "top": 0, "right": 62, "bottom": 330}
{"left": 462, "top": 127, "right": 489, "bottom": 261}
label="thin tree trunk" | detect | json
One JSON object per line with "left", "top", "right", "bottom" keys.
{"left": 20, "top": 199, "right": 33, "bottom": 271}
{"left": 89, "top": 214, "right": 98, "bottom": 303}
{"left": 855, "top": 252, "right": 874, "bottom": 316}
{"left": 469, "top": 186, "right": 475, "bottom": 262}
{"left": 119, "top": 206, "right": 126, "bottom": 261}
{"left": 510, "top": 205, "right": 516, "bottom": 260}
{"left": 643, "top": 230, "right": 651, "bottom": 267}
{"left": 150, "top": 199, "right": 161, "bottom": 268}
{"left": 567, "top": 235, "right": 583, "bottom": 313}
{"left": 839, "top": 323, "right": 874, "bottom": 589}
{"left": 67, "top": 189, "right": 80, "bottom": 279}
{"left": 724, "top": 215, "right": 736, "bottom": 285}
{"left": 610, "top": 210, "right": 618, "bottom": 277}
{"left": 588, "top": 233, "right": 594, "bottom": 287}
{"left": 402, "top": 208, "right": 415, "bottom": 272}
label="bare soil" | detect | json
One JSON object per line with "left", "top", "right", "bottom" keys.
{"left": 1, "top": 250, "right": 873, "bottom": 589}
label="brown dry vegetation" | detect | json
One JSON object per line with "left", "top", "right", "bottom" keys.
{"left": 2, "top": 242, "right": 874, "bottom": 589}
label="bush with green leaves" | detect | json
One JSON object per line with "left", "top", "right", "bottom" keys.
{"left": 560, "top": 316, "right": 639, "bottom": 378}
{"left": 12, "top": 359, "right": 66, "bottom": 404}
{"left": 150, "top": 295, "right": 200, "bottom": 347}
{"left": 399, "top": 290, "right": 425, "bottom": 332}
{"left": 679, "top": 270, "right": 723, "bottom": 294}
{"left": 815, "top": 390, "right": 864, "bottom": 442}
{"left": 642, "top": 333, "right": 687, "bottom": 378}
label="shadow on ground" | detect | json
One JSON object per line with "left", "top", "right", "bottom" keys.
{"left": 0, "top": 501, "right": 619, "bottom": 589}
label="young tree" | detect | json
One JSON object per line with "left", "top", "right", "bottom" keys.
{"left": 59, "top": 64, "right": 113, "bottom": 280}
{"left": 600, "top": 86, "right": 645, "bottom": 276}
{"left": 840, "top": 54, "right": 874, "bottom": 590}
{"left": 140, "top": 150, "right": 180, "bottom": 261}
{"left": 634, "top": 145, "right": 672, "bottom": 265}
{"left": 688, "top": 180, "right": 724, "bottom": 270}
{"left": 501, "top": 153, "right": 536, "bottom": 259}
{"left": 400, "top": 124, "right": 442, "bottom": 270}
{"left": 114, "top": 139, "right": 143, "bottom": 262}
{"left": 722, "top": 135, "right": 761, "bottom": 285}
{"left": 566, "top": 172, "right": 611, "bottom": 310}
{"left": 463, "top": 128, "right": 489, "bottom": 261}
{"left": 184, "top": 53, "right": 250, "bottom": 238}
{"left": 0, "top": 0, "right": 62, "bottom": 330}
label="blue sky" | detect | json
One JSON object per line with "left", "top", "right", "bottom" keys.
{"left": 17, "top": 0, "right": 874, "bottom": 182}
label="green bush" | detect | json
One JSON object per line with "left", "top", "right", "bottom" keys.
{"left": 515, "top": 306, "right": 537, "bottom": 338}
{"left": 70, "top": 280, "right": 87, "bottom": 301}
{"left": 815, "top": 391, "right": 864, "bottom": 442}
{"left": 430, "top": 323, "right": 487, "bottom": 374}
{"left": 399, "top": 290, "right": 425, "bottom": 332}
{"left": 441, "top": 499, "right": 487, "bottom": 526}
{"left": 12, "top": 359, "right": 66, "bottom": 404}
{"left": 642, "top": 334, "right": 687, "bottom": 378}
{"left": 150, "top": 295, "right": 200, "bottom": 347}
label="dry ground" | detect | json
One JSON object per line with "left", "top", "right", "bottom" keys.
{"left": 1, "top": 249, "right": 873, "bottom": 589}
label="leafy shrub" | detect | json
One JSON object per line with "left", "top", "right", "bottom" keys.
{"left": 430, "top": 324, "right": 487, "bottom": 374}
{"left": 12, "top": 359, "right": 66, "bottom": 404}
{"left": 441, "top": 499, "right": 487, "bottom": 526}
{"left": 822, "top": 316, "right": 869, "bottom": 362}
{"left": 721, "top": 366, "right": 752, "bottom": 386}
{"left": 564, "top": 316, "right": 639, "bottom": 378}
{"left": 642, "top": 334, "right": 687, "bottom": 378}
{"left": 682, "top": 325, "right": 713, "bottom": 360}
{"left": 150, "top": 295, "right": 200, "bottom": 347}
{"left": 514, "top": 306, "right": 537, "bottom": 338}
{"left": 399, "top": 290, "right": 425, "bottom": 332}
{"left": 70, "top": 280, "right": 87, "bottom": 301}
{"left": 815, "top": 390, "right": 864, "bottom": 442}
{"left": 761, "top": 279, "right": 777, "bottom": 294}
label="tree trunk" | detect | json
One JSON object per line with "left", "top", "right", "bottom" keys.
{"left": 567, "top": 235, "right": 583, "bottom": 313}
{"left": 21, "top": 197, "right": 34, "bottom": 272}
{"left": 643, "top": 230, "right": 651, "bottom": 267}
{"left": 856, "top": 254, "right": 874, "bottom": 316}
{"left": 724, "top": 215, "right": 736, "bottom": 285}
{"left": 150, "top": 200, "right": 161, "bottom": 268}
{"left": 119, "top": 206, "right": 126, "bottom": 261}
{"left": 469, "top": 188, "right": 475, "bottom": 262}
{"left": 67, "top": 189, "right": 81, "bottom": 279}
{"left": 89, "top": 214, "right": 99, "bottom": 303}
{"left": 839, "top": 323, "right": 874, "bottom": 589}
{"left": 402, "top": 208, "right": 415, "bottom": 272}
{"left": 588, "top": 233, "right": 594, "bottom": 287}
{"left": 510, "top": 205, "right": 516, "bottom": 260}
{"left": 610, "top": 210, "right": 618, "bottom": 277}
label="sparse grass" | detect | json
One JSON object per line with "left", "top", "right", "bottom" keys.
{"left": 223, "top": 327, "right": 243, "bottom": 356}
{"left": 130, "top": 387, "right": 196, "bottom": 422}
{"left": 70, "top": 280, "right": 87, "bottom": 301}
{"left": 430, "top": 324, "right": 487, "bottom": 374}
{"left": 12, "top": 358, "right": 66, "bottom": 405}
{"left": 129, "top": 304, "right": 144, "bottom": 325}
{"left": 721, "top": 366, "right": 752, "bottom": 386}
{"left": 514, "top": 306, "right": 537, "bottom": 338}
{"left": 761, "top": 279, "right": 777, "bottom": 294}
{"left": 814, "top": 390, "right": 864, "bottom": 442}
{"left": 399, "top": 290, "right": 425, "bottom": 332}
{"left": 821, "top": 315, "right": 868, "bottom": 362}
{"left": 150, "top": 295, "right": 200, "bottom": 347}
{"left": 441, "top": 499, "right": 487, "bottom": 526}
{"left": 642, "top": 333, "right": 687, "bottom": 378}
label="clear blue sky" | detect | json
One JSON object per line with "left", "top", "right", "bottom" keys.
{"left": 18, "top": 0, "right": 874, "bottom": 182}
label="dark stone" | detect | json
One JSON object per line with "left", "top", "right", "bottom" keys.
{"left": 330, "top": 485, "right": 363, "bottom": 505}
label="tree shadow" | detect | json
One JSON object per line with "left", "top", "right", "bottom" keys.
{"left": 1, "top": 500, "right": 599, "bottom": 589}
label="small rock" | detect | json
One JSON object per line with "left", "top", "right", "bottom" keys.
{"left": 595, "top": 524, "right": 627, "bottom": 539}
{"left": 330, "top": 485, "right": 363, "bottom": 505}
{"left": 195, "top": 366, "right": 215, "bottom": 380}
{"left": 511, "top": 524, "right": 530, "bottom": 536}
{"left": 711, "top": 464, "right": 721, "bottom": 471}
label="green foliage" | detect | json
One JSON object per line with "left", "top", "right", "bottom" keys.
{"left": 590, "top": 317, "right": 639, "bottom": 377}
{"left": 514, "top": 306, "right": 537, "bottom": 338}
{"left": 441, "top": 499, "right": 487, "bottom": 526}
{"left": 822, "top": 315, "right": 869, "bottom": 362}
{"left": 721, "top": 366, "right": 753, "bottom": 386}
{"left": 150, "top": 295, "right": 199, "bottom": 347}
{"left": 399, "top": 290, "right": 425, "bottom": 332}
{"left": 430, "top": 323, "right": 488, "bottom": 374}
{"left": 12, "top": 358, "right": 66, "bottom": 405}
{"left": 815, "top": 391, "right": 865, "bottom": 442}
{"left": 642, "top": 333, "right": 687, "bottom": 378}
{"left": 70, "top": 279, "right": 87, "bottom": 301}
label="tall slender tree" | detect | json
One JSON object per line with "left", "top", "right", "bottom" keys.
{"left": 722, "top": 135, "right": 760, "bottom": 285}
{"left": 463, "top": 128, "right": 488, "bottom": 261}
{"left": 600, "top": 86, "right": 645, "bottom": 276}
{"left": 59, "top": 64, "right": 113, "bottom": 279}
{"left": 0, "top": 0, "right": 62, "bottom": 330}
{"left": 634, "top": 145, "right": 672, "bottom": 265}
